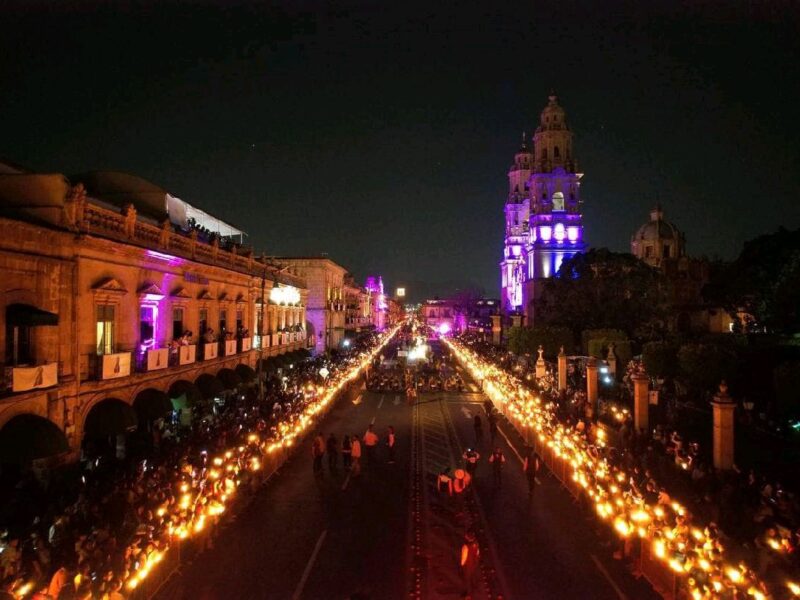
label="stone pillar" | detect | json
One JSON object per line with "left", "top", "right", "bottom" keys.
{"left": 711, "top": 381, "right": 736, "bottom": 471}
{"left": 633, "top": 370, "right": 649, "bottom": 434}
{"left": 490, "top": 315, "right": 502, "bottom": 346}
{"left": 510, "top": 314, "right": 523, "bottom": 329}
{"left": 557, "top": 346, "right": 567, "bottom": 392}
{"left": 586, "top": 358, "right": 598, "bottom": 419}
{"left": 606, "top": 342, "right": 617, "bottom": 378}
{"left": 535, "top": 345, "right": 546, "bottom": 379}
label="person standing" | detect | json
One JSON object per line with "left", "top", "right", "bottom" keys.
{"left": 488, "top": 447, "right": 506, "bottom": 488}
{"left": 363, "top": 424, "right": 379, "bottom": 467}
{"left": 341, "top": 434, "right": 352, "bottom": 470}
{"left": 312, "top": 432, "right": 325, "bottom": 475}
{"left": 350, "top": 434, "right": 362, "bottom": 477}
{"left": 386, "top": 425, "right": 396, "bottom": 464}
{"left": 473, "top": 414, "right": 483, "bottom": 445}
{"left": 523, "top": 448, "right": 541, "bottom": 497}
{"left": 460, "top": 530, "right": 480, "bottom": 596}
{"left": 462, "top": 448, "right": 480, "bottom": 475}
{"left": 326, "top": 433, "right": 339, "bottom": 473}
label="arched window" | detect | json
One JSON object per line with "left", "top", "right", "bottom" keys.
{"left": 554, "top": 146, "right": 560, "bottom": 158}
{"left": 541, "top": 148, "right": 547, "bottom": 160}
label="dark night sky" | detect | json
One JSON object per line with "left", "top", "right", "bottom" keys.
{"left": 2, "top": 1, "right": 799, "bottom": 301}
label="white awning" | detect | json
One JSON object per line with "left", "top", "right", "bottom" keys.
{"left": 166, "top": 193, "right": 245, "bottom": 238}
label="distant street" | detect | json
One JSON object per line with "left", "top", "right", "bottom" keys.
{"left": 155, "top": 343, "right": 660, "bottom": 600}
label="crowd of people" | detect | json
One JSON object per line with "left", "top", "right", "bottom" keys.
{"left": 448, "top": 335, "right": 791, "bottom": 599}
{"left": 0, "top": 333, "right": 386, "bottom": 600}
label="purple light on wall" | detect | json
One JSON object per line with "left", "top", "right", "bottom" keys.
{"left": 438, "top": 322, "right": 451, "bottom": 335}
{"left": 567, "top": 226, "right": 580, "bottom": 242}
{"left": 554, "top": 223, "right": 565, "bottom": 242}
{"left": 146, "top": 250, "right": 185, "bottom": 266}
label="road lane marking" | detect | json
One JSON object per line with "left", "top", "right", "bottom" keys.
{"left": 292, "top": 530, "right": 327, "bottom": 600}
{"left": 370, "top": 415, "right": 376, "bottom": 425}
{"left": 377, "top": 396, "right": 384, "bottom": 409}
{"left": 590, "top": 553, "right": 628, "bottom": 600}
{"left": 497, "top": 423, "right": 541, "bottom": 484}
{"left": 352, "top": 393, "right": 362, "bottom": 405}
{"left": 341, "top": 472, "right": 352, "bottom": 491}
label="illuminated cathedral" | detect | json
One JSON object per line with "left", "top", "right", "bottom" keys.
{"left": 500, "top": 94, "right": 586, "bottom": 322}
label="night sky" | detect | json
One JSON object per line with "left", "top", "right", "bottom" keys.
{"left": 2, "top": 1, "right": 799, "bottom": 301}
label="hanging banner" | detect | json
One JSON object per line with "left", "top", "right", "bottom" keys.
{"left": 146, "top": 348, "right": 169, "bottom": 371}
{"left": 179, "top": 344, "right": 196, "bottom": 365}
{"left": 12, "top": 362, "right": 58, "bottom": 392}
{"left": 101, "top": 353, "right": 131, "bottom": 380}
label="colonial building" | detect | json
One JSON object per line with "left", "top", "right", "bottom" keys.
{"left": 271, "top": 256, "right": 347, "bottom": 354}
{"left": 0, "top": 164, "right": 307, "bottom": 466}
{"left": 422, "top": 299, "right": 456, "bottom": 334}
{"left": 500, "top": 94, "right": 587, "bottom": 322}
{"left": 631, "top": 205, "right": 732, "bottom": 333}
{"left": 344, "top": 274, "right": 374, "bottom": 334}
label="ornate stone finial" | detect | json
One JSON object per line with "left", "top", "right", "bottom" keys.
{"left": 537, "top": 345, "right": 544, "bottom": 361}
{"left": 713, "top": 380, "right": 733, "bottom": 404}
{"left": 122, "top": 203, "right": 137, "bottom": 238}
{"left": 558, "top": 345, "right": 565, "bottom": 356}
{"left": 63, "top": 183, "right": 87, "bottom": 230}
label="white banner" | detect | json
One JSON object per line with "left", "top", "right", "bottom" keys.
{"left": 225, "top": 340, "right": 237, "bottom": 356}
{"left": 12, "top": 362, "right": 58, "bottom": 392}
{"left": 146, "top": 348, "right": 168, "bottom": 371}
{"left": 179, "top": 344, "right": 196, "bottom": 365}
{"left": 241, "top": 338, "right": 252, "bottom": 352}
{"left": 101, "top": 353, "right": 131, "bottom": 380}
{"left": 203, "top": 343, "right": 218, "bottom": 360}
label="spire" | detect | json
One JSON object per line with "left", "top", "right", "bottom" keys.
{"left": 519, "top": 131, "right": 529, "bottom": 152}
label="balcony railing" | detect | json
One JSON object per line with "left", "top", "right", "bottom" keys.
{"left": 178, "top": 344, "right": 197, "bottom": 365}
{"left": 201, "top": 342, "right": 219, "bottom": 361}
{"left": 8, "top": 362, "right": 59, "bottom": 393}
{"left": 145, "top": 348, "right": 169, "bottom": 371}
{"left": 99, "top": 352, "right": 132, "bottom": 380}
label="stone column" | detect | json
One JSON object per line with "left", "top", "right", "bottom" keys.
{"left": 557, "top": 346, "right": 567, "bottom": 392}
{"left": 490, "top": 315, "right": 502, "bottom": 346}
{"left": 711, "top": 381, "right": 736, "bottom": 470}
{"left": 535, "top": 345, "right": 546, "bottom": 379}
{"left": 510, "top": 314, "right": 523, "bottom": 329}
{"left": 633, "top": 370, "right": 649, "bottom": 435}
{"left": 586, "top": 358, "right": 598, "bottom": 418}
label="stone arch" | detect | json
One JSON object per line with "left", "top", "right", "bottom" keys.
{"left": 0, "top": 413, "right": 69, "bottom": 464}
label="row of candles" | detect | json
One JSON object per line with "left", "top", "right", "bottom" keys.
{"left": 444, "top": 338, "right": 796, "bottom": 600}
{"left": 14, "top": 326, "right": 400, "bottom": 599}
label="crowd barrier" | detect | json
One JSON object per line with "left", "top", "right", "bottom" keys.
{"left": 127, "top": 378, "right": 362, "bottom": 600}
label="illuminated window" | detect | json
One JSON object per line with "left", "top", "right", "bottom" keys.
{"left": 139, "top": 305, "right": 156, "bottom": 348}
{"left": 96, "top": 305, "right": 115, "bottom": 355}
{"left": 552, "top": 192, "right": 565, "bottom": 211}
{"left": 539, "top": 226, "right": 552, "bottom": 242}
{"left": 554, "top": 223, "right": 566, "bottom": 241}
{"left": 567, "top": 227, "right": 579, "bottom": 242}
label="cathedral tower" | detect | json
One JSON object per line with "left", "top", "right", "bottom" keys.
{"left": 500, "top": 94, "right": 587, "bottom": 322}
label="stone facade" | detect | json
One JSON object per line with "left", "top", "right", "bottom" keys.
{"left": 0, "top": 168, "right": 307, "bottom": 462}
{"left": 272, "top": 257, "right": 347, "bottom": 354}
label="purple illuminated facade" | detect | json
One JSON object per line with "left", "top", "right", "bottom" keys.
{"left": 500, "top": 94, "right": 586, "bottom": 323}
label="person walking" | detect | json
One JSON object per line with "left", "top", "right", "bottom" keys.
{"left": 488, "top": 447, "right": 506, "bottom": 488}
{"left": 350, "top": 434, "right": 362, "bottom": 477}
{"left": 473, "top": 414, "right": 483, "bottom": 445}
{"left": 312, "top": 432, "right": 325, "bottom": 475}
{"left": 386, "top": 426, "right": 396, "bottom": 463}
{"left": 326, "top": 433, "right": 339, "bottom": 473}
{"left": 363, "top": 424, "right": 379, "bottom": 467}
{"left": 341, "top": 434, "right": 352, "bottom": 470}
{"left": 523, "top": 448, "right": 541, "bottom": 498}
{"left": 488, "top": 411, "right": 498, "bottom": 445}
{"left": 460, "top": 530, "right": 481, "bottom": 597}
{"left": 462, "top": 448, "right": 480, "bottom": 476}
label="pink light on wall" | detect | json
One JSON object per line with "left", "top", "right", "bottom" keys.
{"left": 438, "top": 322, "right": 451, "bottom": 335}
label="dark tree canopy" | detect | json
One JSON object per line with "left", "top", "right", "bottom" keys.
{"left": 705, "top": 227, "right": 800, "bottom": 333}
{"left": 536, "top": 249, "right": 670, "bottom": 339}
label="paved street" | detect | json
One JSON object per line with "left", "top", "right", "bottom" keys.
{"left": 154, "top": 345, "right": 660, "bottom": 600}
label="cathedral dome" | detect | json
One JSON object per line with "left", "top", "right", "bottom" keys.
{"left": 537, "top": 94, "right": 567, "bottom": 131}
{"left": 634, "top": 206, "right": 682, "bottom": 242}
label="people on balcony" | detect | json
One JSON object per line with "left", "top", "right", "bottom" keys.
{"left": 203, "top": 328, "right": 216, "bottom": 343}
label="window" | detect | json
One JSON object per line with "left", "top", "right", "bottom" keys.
{"left": 645, "top": 246, "right": 653, "bottom": 258}
{"left": 663, "top": 244, "right": 671, "bottom": 258}
{"left": 219, "top": 309, "right": 227, "bottom": 334}
{"left": 172, "top": 307, "right": 184, "bottom": 339}
{"left": 541, "top": 148, "right": 548, "bottom": 160}
{"left": 236, "top": 309, "right": 244, "bottom": 332}
{"left": 139, "top": 305, "right": 155, "bottom": 347}
{"left": 199, "top": 308, "right": 208, "bottom": 336}
{"left": 96, "top": 305, "right": 115, "bottom": 355}
{"left": 554, "top": 146, "right": 560, "bottom": 158}
{"left": 5, "top": 321, "right": 31, "bottom": 365}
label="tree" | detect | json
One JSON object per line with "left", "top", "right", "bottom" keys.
{"left": 642, "top": 341, "right": 678, "bottom": 379}
{"left": 583, "top": 329, "right": 632, "bottom": 366}
{"left": 536, "top": 249, "right": 670, "bottom": 339}
{"left": 705, "top": 228, "right": 800, "bottom": 333}
{"left": 677, "top": 342, "right": 737, "bottom": 398}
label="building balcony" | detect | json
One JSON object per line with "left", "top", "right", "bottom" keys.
{"left": 97, "top": 352, "right": 132, "bottom": 380}
{"left": 240, "top": 337, "right": 252, "bottom": 352}
{"left": 178, "top": 344, "right": 197, "bottom": 365}
{"left": 201, "top": 342, "right": 219, "bottom": 361}
{"left": 144, "top": 348, "right": 169, "bottom": 371}
{"left": 6, "top": 362, "right": 59, "bottom": 393}
{"left": 223, "top": 339, "right": 237, "bottom": 356}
